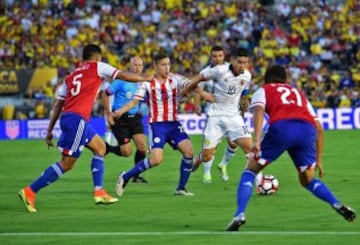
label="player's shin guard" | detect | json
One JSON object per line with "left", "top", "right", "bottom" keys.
{"left": 234, "top": 170, "right": 256, "bottom": 217}
{"left": 177, "top": 157, "right": 193, "bottom": 190}
{"left": 123, "top": 158, "right": 152, "bottom": 181}
{"left": 220, "top": 146, "right": 237, "bottom": 166}
{"left": 30, "top": 162, "right": 64, "bottom": 192}
{"left": 203, "top": 156, "right": 214, "bottom": 175}
{"left": 91, "top": 155, "right": 104, "bottom": 190}
{"left": 305, "top": 178, "right": 339, "bottom": 206}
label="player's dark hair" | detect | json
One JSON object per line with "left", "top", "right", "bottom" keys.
{"left": 152, "top": 50, "right": 169, "bottom": 64}
{"left": 82, "top": 44, "right": 102, "bottom": 61}
{"left": 264, "top": 65, "right": 287, "bottom": 84}
{"left": 231, "top": 48, "right": 249, "bottom": 58}
{"left": 211, "top": 45, "right": 224, "bottom": 52}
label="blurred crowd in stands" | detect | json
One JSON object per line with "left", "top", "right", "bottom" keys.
{"left": 0, "top": 0, "right": 359, "bottom": 120}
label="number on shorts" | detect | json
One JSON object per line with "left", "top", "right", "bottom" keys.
{"left": 178, "top": 124, "right": 185, "bottom": 133}
{"left": 242, "top": 126, "right": 250, "bottom": 135}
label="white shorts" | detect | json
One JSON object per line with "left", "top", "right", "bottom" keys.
{"left": 202, "top": 115, "right": 251, "bottom": 149}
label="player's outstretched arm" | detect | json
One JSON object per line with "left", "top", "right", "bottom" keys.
{"left": 115, "top": 72, "right": 153, "bottom": 83}
{"left": 112, "top": 99, "right": 140, "bottom": 119}
{"left": 193, "top": 88, "right": 203, "bottom": 115}
{"left": 46, "top": 99, "right": 65, "bottom": 148}
{"left": 181, "top": 73, "right": 206, "bottom": 96}
{"left": 198, "top": 88, "right": 215, "bottom": 103}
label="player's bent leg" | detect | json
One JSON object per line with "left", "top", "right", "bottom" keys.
{"left": 300, "top": 169, "right": 356, "bottom": 222}
{"left": 87, "top": 135, "right": 118, "bottom": 203}
{"left": 19, "top": 160, "right": 68, "bottom": 212}
{"left": 176, "top": 139, "right": 194, "bottom": 195}
{"left": 116, "top": 149, "right": 162, "bottom": 196}
{"left": 227, "top": 158, "right": 263, "bottom": 230}
{"left": 132, "top": 134, "right": 149, "bottom": 183}
{"left": 218, "top": 140, "right": 237, "bottom": 181}
{"left": 192, "top": 150, "right": 203, "bottom": 172}
{"left": 199, "top": 148, "right": 216, "bottom": 183}
{"left": 87, "top": 134, "right": 106, "bottom": 157}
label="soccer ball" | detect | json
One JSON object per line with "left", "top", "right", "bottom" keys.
{"left": 256, "top": 175, "right": 279, "bottom": 195}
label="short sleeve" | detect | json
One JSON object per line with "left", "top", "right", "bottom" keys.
{"left": 97, "top": 62, "right": 120, "bottom": 80}
{"left": 172, "top": 73, "right": 191, "bottom": 89}
{"left": 306, "top": 100, "right": 318, "bottom": 119}
{"left": 249, "top": 87, "right": 265, "bottom": 109}
{"left": 201, "top": 66, "right": 218, "bottom": 81}
{"left": 134, "top": 82, "right": 147, "bottom": 100}
{"left": 55, "top": 83, "right": 67, "bottom": 100}
{"left": 241, "top": 72, "right": 252, "bottom": 96}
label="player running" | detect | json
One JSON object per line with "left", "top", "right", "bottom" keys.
{"left": 195, "top": 45, "right": 241, "bottom": 183}
{"left": 183, "top": 48, "right": 263, "bottom": 187}
{"left": 18, "top": 44, "right": 152, "bottom": 212}
{"left": 226, "top": 65, "right": 356, "bottom": 231}
{"left": 114, "top": 51, "right": 195, "bottom": 196}
{"left": 103, "top": 56, "right": 149, "bottom": 183}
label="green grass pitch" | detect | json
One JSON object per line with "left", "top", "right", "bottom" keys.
{"left": 0, "top": 130, "right": 359, "bottom": 244}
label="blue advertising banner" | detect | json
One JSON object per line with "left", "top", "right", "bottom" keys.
{"left": 0, "top": 117, "right": 107, "bottom": 140}
{"left": 0, "top": 108, "right": 359, "bottom": 140}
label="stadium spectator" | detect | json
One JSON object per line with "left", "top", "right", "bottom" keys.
{"left": 0, "top": 0, "right": 359, "bottom": 117}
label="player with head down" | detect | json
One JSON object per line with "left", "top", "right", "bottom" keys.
{"left": 18, "top": 44, "right": 152, "bottom": 212}
{"left": 226, "top": 64, "right": 356, "bottom": 231}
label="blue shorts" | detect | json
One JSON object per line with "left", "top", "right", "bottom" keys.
{"left": 148, "top": 121, "right": 189, "bottom": 150}
{"left": 57, "top": 113, "right": 97, "bottom": 158}
{"left": 259, "top": 120, "right": 316, "bottom": 169}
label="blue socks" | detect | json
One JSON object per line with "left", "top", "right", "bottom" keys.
{"left": 30, "top": 162, "right": 64, "bottom": 193}
{"left": 305, "top": 178, "right": 339, "bottom": 206}
{"left": 91, "top": 155, "right": 104, "bottom": 190}
{"left": 234, "top": 170, "right": 256, "bottom": 217}
{"left": 123, "top": 158, "right": 152, "bottom": 181}
{"left": 177, "top": 157, "right": 193, "bottom": 190}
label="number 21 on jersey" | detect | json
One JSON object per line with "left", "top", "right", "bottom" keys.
{"left": 277, "top": 86, "right": 303, "bottom": 107}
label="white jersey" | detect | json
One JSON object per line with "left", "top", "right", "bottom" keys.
{"left": 198, "top": 62, "right": 230, "bottom": 93}
{"left": 134, "top": 73, "right": 190, "bottom": 123}
{"left": 201, "top": 63, "right": 251, "bottom": 116}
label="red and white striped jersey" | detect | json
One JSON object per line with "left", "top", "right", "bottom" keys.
{"left": 58, "top": 61, "right": 120, "bottom": 120}
{"left": 134, "top": 73, "right": 190, "bottom": 123}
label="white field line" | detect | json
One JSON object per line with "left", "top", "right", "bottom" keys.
{"left": 0, "top": 231, "right": 360, "bottom": 236}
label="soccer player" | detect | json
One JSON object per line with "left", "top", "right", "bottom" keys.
{"left": 103, "top": 56, "right": 149, "bottom": 183}
{"left": 195, "top": 45, "right": 242, "bottom": 183}
{"left": 183, "top": 48, "right": 263, "bottom": 186}
{"left": 226, "top": 65, "right": 356, "bottom": 231}
{"left": 18, "top": 44, "right": 152, "bottom": 212}
{"left": 114, "top": 51, "right": 195, "bottom": 196}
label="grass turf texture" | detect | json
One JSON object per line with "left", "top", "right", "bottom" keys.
{"left": 0, "top": 130, "right": 359, "bottom": 244}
